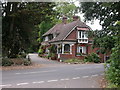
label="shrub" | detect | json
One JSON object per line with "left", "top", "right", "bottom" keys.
{"left": 17, "top": 53, "right": 26, "bottom": 58}
{"left": 38, "top": 49, "right": 43, "bottom": 54}
{"left": 2, "top": 58, "right": 14, "bottom": 66}
{"left": 106, "top": 42, "right": 120, "bottom": 87}
{"left": 84, "top": 53, "right": 100, "bottom": 63}
{"left": 51, "top": 53, "right": 55, "bottom": 57}
{"left": 23, "top": 59, "right": 32, "bottom": 66}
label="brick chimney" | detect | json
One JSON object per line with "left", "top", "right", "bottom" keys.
{"left": 73, "top": 16, "right": 79, "bottom": 21}
{"left": 62, "top": 16, "right": 67, "bottom": 24}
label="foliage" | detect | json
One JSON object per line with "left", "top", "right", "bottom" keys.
{"left": 2, "top": 58, "right": 32, "bottom": 66}
{"left": 80, "top": 2, "right": 120, "bottom": 29}
{"left": 2, "top": 2, "right": 57, "bottom": 58}
{"left": 51, "top": 53, "right": 56, "bottom": 58}
{"left": 55, "top": 2, "right": 79, "bottom": 21}
{"left": 37, "top": 21, "right": 55, "bottom": 43}
{"left": 17, "top": 52, "right": 26, "bottom": 58}
{"left": 2, "top": 58, "right": 14, "bottom": 66}
{"left": 84, "top": 53, "right": 100, "bottom": 63}
{"left": 38, "top": 49, "right": 44, "bottom": 54}
{"left": 64, "top": 58, "right": 84, "bottom": 64}
{"left": 23, "top": 59, "right": 32, "bottom": 66}
{"left": 48, "top": 44, "right": 57, "bottom": 54}
{"left": 106, "top": 23, "right": 120, "bottom": 87}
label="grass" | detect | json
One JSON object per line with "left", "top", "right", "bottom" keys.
{"left": 63, "top": 58, "right": 84, "bottom": 64}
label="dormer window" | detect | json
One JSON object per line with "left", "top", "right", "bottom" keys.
{"left": 78, "top": 30, "right": 88, "bottom": 43}
{"left": 45, "top": 36, "right": 48, "bottom": 41}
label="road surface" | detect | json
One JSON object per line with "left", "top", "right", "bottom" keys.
{"left": 2, "top": 54, "right": 105, "bottom": 88}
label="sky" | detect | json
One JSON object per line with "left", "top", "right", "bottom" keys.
{"left": 75, "top": 1, "right": 102, "bottom": 30}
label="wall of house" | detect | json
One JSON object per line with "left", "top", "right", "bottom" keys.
{"left": 65, "top": 30, "right": 76, "bottom": 40}
{"left": 60, "top": 44, "right": 85, "bottom": 60}
{"left": 59, "top": 43, "right": 107, "bottom": 62}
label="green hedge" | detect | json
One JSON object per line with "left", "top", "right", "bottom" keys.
{"left": 84, "top": 53, "right": 100, "bottom": 63}
{"left": 106, "top": 43, "right": 120, "bottom": 87}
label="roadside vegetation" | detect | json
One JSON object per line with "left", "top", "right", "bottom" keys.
{"left": 81, "top": 2, "right": 120, "bottom": 87}
{"left": 64, "top": 58, "right": 84, "bottom": 64}
{"left": 2, "top": 53, "right": 32, "bottom": 66}
{"left": 2, "top": 1, "right": 120, "bottom": 87}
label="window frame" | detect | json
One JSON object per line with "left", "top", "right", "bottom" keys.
{"left": 77, "top": 46, "right": 87, "bottom": 55}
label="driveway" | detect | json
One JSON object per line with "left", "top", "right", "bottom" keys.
{"left": 2, "top": 54, "right": 105, "bottom": 88}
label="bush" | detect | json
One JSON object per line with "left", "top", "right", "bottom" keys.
{"left": 17, "top": 53, "right": 26, "bottom": 58}
{"left": 2, "top": 58, "right": 14, "bottom": 66}
{"left": 106, "top": 42, "right": 120, "bottom": 87}
{"left": 84, "top": 53, "right": 100, "bottom": 63}
{"left": 23, "top": 59, "right": 32, "bottom": 66}
{"left": 38, "top": 49, "right": 43, "bottom": 54}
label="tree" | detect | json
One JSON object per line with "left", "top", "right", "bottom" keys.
{"left": 54, "top": 2, "right": 79, "bottom": 22}
{"left": 80, "top": 2, "right": 120, "bottom": 53}
{"left": 106, "top": 22, "right": 120, "bottom": 86}
{"left": 37, "top": 21, "right": 54, "bottom": 43}
{"left": 80, "top": 2, "right": 120, "bottom": 86}
{"left": 2, "top": 2, "right": 57, "bottom": 58}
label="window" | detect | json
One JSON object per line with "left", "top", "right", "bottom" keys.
{"left": 45, "top": 36, "right": 48, "bottom": 41}
{"left": 78, "top": 31, "right": 88, "bottom": 43}
{"left": 64, "top": 44, "right": 70, "bottom": 53}
{"left": 78, "top": 31, "right": 88, "bottom": 39}
{"left": 77, "top": 46, "right": 87, "bottom": 54}
{"left": 49, "top": 35, "right": 53, "bottom": 40}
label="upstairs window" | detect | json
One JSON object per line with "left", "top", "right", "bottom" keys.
{"left": 45, "top": 36, "right": 48, "bottom": 41}
{"left": 78, "top": 31, "right": 88, "bottom": 43}
{"left": 78, "top": 31, "right": 88, "bottom": 39}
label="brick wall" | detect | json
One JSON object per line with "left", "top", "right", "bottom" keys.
{"left": 65, "top": 30, "right": 76, "bottom": 40}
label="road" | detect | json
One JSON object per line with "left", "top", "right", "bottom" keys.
{"left": 2, "top": 54, "right": 105, "bottom": 88}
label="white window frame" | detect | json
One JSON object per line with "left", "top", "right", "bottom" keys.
{"left": 78, "top": 31, "right": 88, "bottom": 43}
{"left": 77, "top": 46, "right": 87, "bottom": 54}
{"left": 45, "top": 36, "right": 48, "bottom": 41}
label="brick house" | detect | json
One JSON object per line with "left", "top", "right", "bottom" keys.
{"left": 41, "top": 16, "right": 107, "bottom": 62}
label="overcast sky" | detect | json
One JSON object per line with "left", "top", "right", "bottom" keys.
{"left": 75, "top": 1, "right": 102, "bottom": 30}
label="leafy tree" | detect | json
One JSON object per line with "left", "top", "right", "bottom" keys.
{"left": 80, "top": 2, "right": 120, "bottom": 53}
{"left": 106, "top": 22, "right": 120, "bottom": 86}
{"left": 54, "top": 2, "right": 79, "bottom": 22}
{"left": 80, "top": 2, "right": 120, "bottom": 86}
{"left": 37, "top": 21, "right": 55, "bottom": 43}
{"left": 2, "top": 2, "right": 57, "bottom": 58}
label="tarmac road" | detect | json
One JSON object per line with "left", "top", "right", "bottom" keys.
{"left": 2, "top": 54, "right": 105, "bottom": 88}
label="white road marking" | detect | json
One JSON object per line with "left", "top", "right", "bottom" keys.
{"left": 47, "top": 80, "right": 58, "bottom": 82}
{"left": 17, "top": 83, "right": 29, "bottom": 86}
{"left": 82, "top": 76, "right": 89, "bottom": 78}
{"left": 91, "top": 74, "right": 98, "bottom": 77}
{"left": 33, "top": 81, "right": 45, "bottom": 84}
{"left": 72, "top": 77, "right": 80, "bottom": 79}
{"left": 60, "top": 78, "right": 69, "bottom": 81}
{"left": 15, "top": 70, "right": 56, "bottom": 75}
{"left": 65, "top": 85, "right": 67, "bottom": 88}
{"left": 0, "top": 84, "right": 12, "bottom": 87}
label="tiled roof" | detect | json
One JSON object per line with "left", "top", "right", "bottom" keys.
{"left": 43, "top": 20, "right": 90, "bottom": 43}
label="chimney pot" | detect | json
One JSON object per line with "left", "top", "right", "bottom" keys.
{"left": 73, "top": 16, "right": 79, "bottom": 21}
{"left": 62, "top": 16, "right": 67, "bottom": 24}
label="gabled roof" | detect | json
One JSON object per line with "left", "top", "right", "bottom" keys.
{"left": 43, "top": 20, "right": 91, "bottom": 43}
